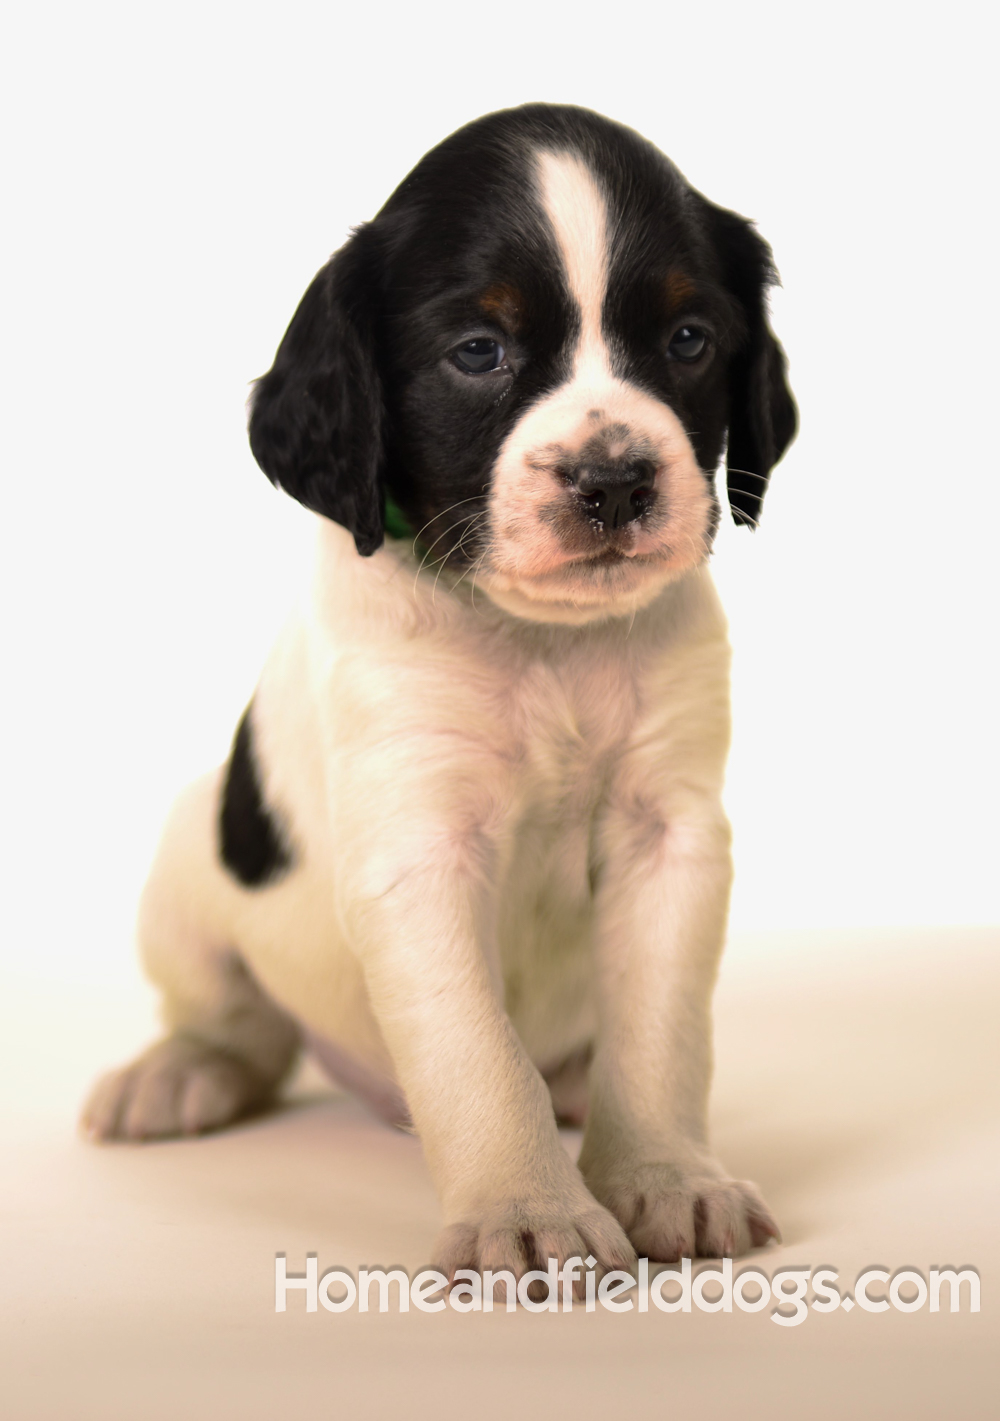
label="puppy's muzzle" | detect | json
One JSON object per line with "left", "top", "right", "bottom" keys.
{"left": 570, "top": 457, "right": 657, "bottom": 530}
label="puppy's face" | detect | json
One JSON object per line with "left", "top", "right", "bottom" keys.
{"left": 250, "top": 106, "right": 797, "bottom": 622}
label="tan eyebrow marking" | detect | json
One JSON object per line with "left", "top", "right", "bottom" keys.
{"left": 665, "top": 268, "right": 696, "bottom": 308}
{"left": 479, "top": 283, "right": 524, "bottom": 333}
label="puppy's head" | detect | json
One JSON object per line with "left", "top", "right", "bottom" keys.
{"left": 250, "top": 105, "right": 796, "bottom": 622}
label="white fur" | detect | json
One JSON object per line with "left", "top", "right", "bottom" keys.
{"left": 482, "top": 151, "right": 714, "bottom": 623}
{"left": 537, "top": 150, "right": 608, "bottom": 369}
{"left": 82, "top": 147, "right": 778, "bottom": 1272}
{"left": 84, "top": 522, "right": 776, "bottom": 1269}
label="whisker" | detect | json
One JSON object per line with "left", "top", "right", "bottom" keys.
{"left": 414, "top": 514, "right": 476, "bottom": 575}
{"left": 412, "top": 509, "right": 488, "bottom": 597}
{"left": 432, "top": 517, "right": 487, "bottom": 603}
{"left": 450, "top": 511, "right": 490, "bottom": 570}
{"left": 726, "top": 467, "right": 771, "bottom": 485}
{"left": 408, "top": 493, "right": 489, "bottom": 552}
{"left": 419, "top": 509, "right": 486, "bottom": 566}
{"left": 420, "top": 510, "right": 491, "bottom": 604}
{"left": 469, "top": 547, "right": 491, "bottom": 612}
{"left": 449, "top": 519, "right": 493, "bottom": 598}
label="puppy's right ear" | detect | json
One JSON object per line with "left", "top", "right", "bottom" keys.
{"left": 249, "top": 228, "right": 385, "bottom": 555}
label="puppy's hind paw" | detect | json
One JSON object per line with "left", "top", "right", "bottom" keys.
{"left": 80, "top": 1034, "right": 272, "bottom": 1142}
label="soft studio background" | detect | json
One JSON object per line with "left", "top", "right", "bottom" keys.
{"left": 1, "top": 3, "right": 997, "bottom": 1419}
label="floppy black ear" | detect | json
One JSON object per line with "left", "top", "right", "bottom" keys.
{"left": 248, "top": 227, "right": 385, "bottom": 555}
{"left": 706, "top": 205, "right": 798, "bottom": 528}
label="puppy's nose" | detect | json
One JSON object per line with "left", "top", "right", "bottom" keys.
{"left": 572, "top": 459, "right": 657, "bottom": 530}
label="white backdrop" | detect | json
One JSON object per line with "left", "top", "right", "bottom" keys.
{"left": 2, "top": 0, "right": 996, "bottom": 992}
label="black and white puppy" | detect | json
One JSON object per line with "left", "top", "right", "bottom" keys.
{"left": 84, "top": 104, "right": 796, "bottom": 1276}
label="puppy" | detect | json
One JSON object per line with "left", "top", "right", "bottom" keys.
{"left": 83, "top": 104, "right": 796, "bottom": 1277}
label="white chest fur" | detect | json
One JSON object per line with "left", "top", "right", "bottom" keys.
{"left": 245, "top": 523, "right": 731, "bottom": 1074}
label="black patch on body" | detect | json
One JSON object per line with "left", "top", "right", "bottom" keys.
{"left": 219, "top": 705, "right": 293, "bottom": 888}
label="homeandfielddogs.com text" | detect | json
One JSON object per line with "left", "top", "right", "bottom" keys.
{"left": 275, "top": 1257, "right": 980, "bottom": 1325}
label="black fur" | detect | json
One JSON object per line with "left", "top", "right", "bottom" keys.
{"left": 219, "top": 706, "right": 293, "bottom": 888}
{"left": 248, "top": 104, "right": 795, "bottom": 558}
{"left": 701, "top": 202, "right": 797, "bottom": 527}
{"left": 249, "top": 233, "right": 385, "bottom": 555}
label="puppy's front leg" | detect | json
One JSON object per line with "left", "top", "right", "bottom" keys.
{"left": 339, "top": 791, "right": 634, "bottom": 1282}
{"left": 579, "top": 704, "right": 784, "bottom": 1261}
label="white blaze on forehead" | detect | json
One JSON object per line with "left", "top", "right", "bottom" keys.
{"left": 478, "top": 150, "right": 712, "bottom": 623}
{"left": 535, "top": 150, "right": 611, "bottom": 373}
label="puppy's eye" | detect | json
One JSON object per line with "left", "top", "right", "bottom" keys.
{"left": 452, "top": 338, "right": 507, "bottom": 373}
{"left": 667, "top": 326, "right": 708, "bottom": 362}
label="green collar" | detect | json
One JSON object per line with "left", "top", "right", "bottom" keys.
{"left": 383, "top": 492, "right": 414, "bottom": 543}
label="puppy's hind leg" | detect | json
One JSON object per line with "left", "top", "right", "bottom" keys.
{"left": 82, "top": 769, "right": 301, "bottom": 1142}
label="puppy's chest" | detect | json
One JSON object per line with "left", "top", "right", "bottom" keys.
{"left": 497, "top": 652, "right": 640, "bottom": 1048}
{"left": 508, "top": 648, "right": 639, "bottom": 814}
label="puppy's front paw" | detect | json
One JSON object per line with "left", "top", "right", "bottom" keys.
{"left": 589, "top": 1163, "right": 779, "bottom": 1261}
{"left": 434, "top": 1195, "right": 635, "bottom": 1286}
{"left": 81, "top": 1034, "right": 271, "bottom": 1141}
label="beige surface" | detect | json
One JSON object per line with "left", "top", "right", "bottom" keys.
{"left": 2, "top": 927, "right": 997, "bottom": 1420}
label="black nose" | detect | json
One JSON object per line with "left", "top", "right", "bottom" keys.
{"left": 572, "top": 459, "right": 657, "bottom": 530}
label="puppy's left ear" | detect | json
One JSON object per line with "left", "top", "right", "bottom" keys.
{"left": 248, "top": 226, "right": 386, "bottom": 555}
{"left": 706, "top": 204, "right": 798, "bottom": 528}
